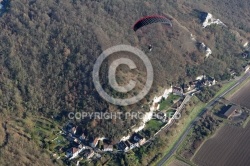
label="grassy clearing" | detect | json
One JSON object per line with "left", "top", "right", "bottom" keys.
{"left": 166, "top": 109, "right": 176, "bottom": 117}
{"left": 166, "top": 109, "right": 176, "bottom": 113}
{"left": 146, "top": 119, "right": 164, "bottom": 132}
{"left": 32, "top": 118, "right": 59, "bottom": 140}
{"left": 159, "top": 94, "right": 180, "bottom": 110}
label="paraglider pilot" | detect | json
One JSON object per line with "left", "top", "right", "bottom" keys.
{"left": 148, "top": 44, "right": 153, "bottom": 51}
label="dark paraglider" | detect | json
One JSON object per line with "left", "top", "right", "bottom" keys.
{"left": 133, "top": 15, "right": 172, "bottom": 32}
{"left": 133, "top": 15, "right": 172, "bottom": 51}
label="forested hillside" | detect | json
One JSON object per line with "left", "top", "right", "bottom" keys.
{"left": 0, "top": 0, "right": 249, "bottom": 165}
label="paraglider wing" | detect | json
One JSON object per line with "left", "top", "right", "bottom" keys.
{"left": 133, "top": 15, "right": 172, "bottom": 31}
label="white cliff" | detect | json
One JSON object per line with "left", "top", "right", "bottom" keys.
{"left": 196, "top": 75, "right": 206, "bottom": 81}
{"left": 191, "top": 34, "right": 212, "bottom": 58}
{"left": 120, "top": 87, "right": 173, "bottom": 141}
{"left": 200, "top": 42, "right": 212, "bottom": 58}
{"left": 244, "top": 42, "right": 249, "bottom": 48}
{"left": 190, "top": 34, "right": 197, "bottom": 42}
{"left": 202, "top": 13, "right": 226, "bottom": 28}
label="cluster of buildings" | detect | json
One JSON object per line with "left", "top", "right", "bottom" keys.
{"left": 171, "top": 75, "right": 217, "bottom": 96}
{"left": 56, "top": 122, "right": 148, "bottom": 163}
{"left": 118, "top": 133, "right": 146, "bottom": 152}
{"left": 195, "top": 75, "right": 216, "bottom": 87}
{"left": 60, "top": 123, "right": 113, "bottom": 161}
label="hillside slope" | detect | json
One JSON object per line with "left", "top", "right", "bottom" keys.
{"left": 0, "top": 0, "right": 249, "bottom": 165}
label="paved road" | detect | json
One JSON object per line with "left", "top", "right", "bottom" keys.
{"left": 157, "top": 71, "right": 250, "bottom": 166}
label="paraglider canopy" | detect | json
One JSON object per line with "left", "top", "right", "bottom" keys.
{"left": 133, "top": 15, "right": 172, "bottom": 32}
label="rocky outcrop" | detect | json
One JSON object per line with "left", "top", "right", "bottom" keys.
{"left": 202, "top": 13, "right": 226, "bottom": 28}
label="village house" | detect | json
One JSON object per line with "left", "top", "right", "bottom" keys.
{"left": 124, "top": 141, "right": 131, "bottom": 149}
{"left": 203, "top": 77, "right": 216, "bottom": 86}
{"left": 65, "top": 142, "right": 88, "bottom": 160}
{"left": 103, "top": 144, "right": 113, "bottom": 152}
{"left": 118, "top": 141, "right": 129, "bottom": 152}
{"left": 189, "top": 81, "right": 197, "bottom": 88}
{"left": 90, "top": 137, "right": 99, "bottom": 148}
{"left": 183, "top": 83, "right": 191, "bottom": 92}
{"left": 74, "top": 138, "right": 80, "bottom": 144}
{"left": 130, "top": 143, "right": 138, "bottom": 150}
{"left": 131, "top": 133, "right": 146, "bottom": 146}
{"left": 69, "top": 126, "right": 77, "bottom": 135}
{"left": 195, "top": 75, "right": 216, "bottom": 87}
{"left": 229, "top": 69, "right": 236, "bottom": 76}
{"left": 84, "top": 149, "right": 95, "bottom": 159}
{"left": 66, "top": 133, "right": 75, "bottom": 142}
{"left": 66, "top": 147, "right": 80, "bottom": 160}
{"left": 172, "top": 86, "right": 183, "bottom": 96}
{"left": 78, "top": 144, "right": 84, "bottom": 149}
{"left": 79, "top": 133, "right": 86, "bottom": 141}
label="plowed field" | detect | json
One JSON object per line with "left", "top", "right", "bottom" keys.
{"left": 229, "top": 81, "right": 250, "bottom": 109}
{"left": 193, "top": 124, "right": 250, "bottom": 166}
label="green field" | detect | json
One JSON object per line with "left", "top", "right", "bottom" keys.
{"left": 159, "top": 94, "right": 180, "bottom": 110}
{"left": 146, "top": 119, "right": 164, "bottom": 132}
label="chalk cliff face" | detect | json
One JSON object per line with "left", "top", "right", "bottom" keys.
{"left": 121, "top": 87, "right": 173, "bottom": 141}
{"left": 202, "top": 13, "right": 226, "bottom": 28}
{"left": 202, "top": 12, "right": 249, "bottom": 48}
{"left": 201, "top": 42, "right": 212, "bottom": 58}
{"left": 190, "top": 34, "right": 212, "bottom": 58}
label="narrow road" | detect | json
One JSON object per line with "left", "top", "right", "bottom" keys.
{"left": 157, "top": 71, "right": 250, "bottom": 166}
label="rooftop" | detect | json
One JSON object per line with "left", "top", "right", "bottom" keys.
{"left": 223, "top": 105, "right": 238, "bottom": 118}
